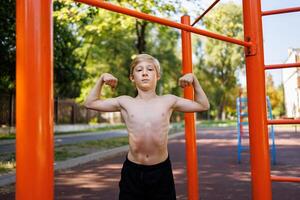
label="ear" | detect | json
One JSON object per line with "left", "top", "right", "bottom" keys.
{"left": 157, "top": 74, "right": 161, "bottom": 80}
{"left": 130, "top": 75, "right": 135, "bottom": 82}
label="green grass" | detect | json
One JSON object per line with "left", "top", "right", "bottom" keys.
{"left": 0, "top": 161, "right": 15, "bottom": 174}
{"left": 54, "top": 124, "right": 126, "bottom": 136}
{"left": 0, "top": 152, "right": 16, "bottom": 174}
{"left": 55, "top": 149, "right": 85, "bottom": 161}
{"left": 0, "top": 136, "right": 130, "bottom": 174}
{"left": 197, "top": 120, "right": 236, "bottom": 127}
{"left": 76, "top": 137, "right": 128, "bottom": 149}
{"left": 0, "top": 134, "right": 16, "bottom": 140}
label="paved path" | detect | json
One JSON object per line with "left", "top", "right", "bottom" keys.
{"left": 1, "top": 127, "right": 300, "bottom": 200}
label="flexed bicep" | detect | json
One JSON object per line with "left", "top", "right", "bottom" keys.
{"left": 85, "top": 97, "right": 121, "bottom": 112}
{"left": 173, "top": 96, "right": 208, "bottom": 112}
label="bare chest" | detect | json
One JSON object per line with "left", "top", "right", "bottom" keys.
{"left": 121, "top": 101, "right": 172, "bottom": 125}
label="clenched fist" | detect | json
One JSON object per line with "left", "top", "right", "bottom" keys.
{"left": 101, "top": 73, "right": 118, "bottom": 89}
{"left": 179, "top": 73, "right": 194, "bottom": 88}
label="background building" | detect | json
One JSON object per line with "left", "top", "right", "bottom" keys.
{"left": 282, "top": 48, "right": 300, "bottom": 118}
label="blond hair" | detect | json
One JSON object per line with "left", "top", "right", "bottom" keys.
{"left": 130, "top": 54, "right": 161, "bottom": 76}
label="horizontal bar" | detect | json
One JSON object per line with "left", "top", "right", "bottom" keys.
{"left": 75, "top": 0, "right": 252, "bottom": 47}
{"left": 265, "top": 63, "right": 300, "bottom": 70}
{"left": 262, "top": 7, "right": 300, "bottom": 16}
{"left": 241, "top": 113, "right": 248, "bottom": 117}
{"left": 191, "top": 0, "right": 220, "bottom": 26}
{"left": 271, "top": 176, "right": 300, "bottom": 183}
{"left": 241, "top": 147, "right": 249, "bottom": 151}
{"left": 268, "top": 119, "right": 300, "bottom": 125}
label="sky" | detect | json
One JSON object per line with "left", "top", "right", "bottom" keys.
{"left": 261, "top": 0, "right": 300, "bottom": 86}
{"left": 181, "top": 0, "right": 300, "bottom": 86}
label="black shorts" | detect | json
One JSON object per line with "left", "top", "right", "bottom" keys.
{"left": 119, "top": 155, "right": 176, "bottom": 200}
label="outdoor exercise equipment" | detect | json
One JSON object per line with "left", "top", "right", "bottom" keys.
{"left": 16, "top": 0, "right": 300, "bottom": 199}
{"left": 236, "top": 96, "right": 276, "bottom": 165}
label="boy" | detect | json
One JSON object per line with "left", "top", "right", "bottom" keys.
{"left": 84, "top": 54, "right": 209, "bottom": 200}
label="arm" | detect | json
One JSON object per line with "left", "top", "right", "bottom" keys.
{"left": 173, "top": 73, "right": 210, "bottom": 112}
{"left": 84, "top": 73, "right": 121, "bottom": 112}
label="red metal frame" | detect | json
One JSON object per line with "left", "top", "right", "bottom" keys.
{"left": 16, "top": 0, "right": 54, "bottom": 199}
{"left": 75, "top": 0, "right": 251, "bottom": 47}
{"left": 16, "top": 0, "right": 300, "bottom": 199}
{"left": 268, "top": 119, "right": 300, "bottom": 125}
{"left": 271, "top": 176, "right": 300, "bottom": 182}
{"left": 243, "top": 0, "right": 272, "bottom": 199}
{"left": 191, "top": 0, "right": 220, "bottom": 26}
{"left": 181, "top": 15, "right": 199, "bottom": 200}
{"left": 262, "top": 6, "right": 300, "bottom": 16}
{"left": 265, "top": 63, "right": 300, "bottom": 70}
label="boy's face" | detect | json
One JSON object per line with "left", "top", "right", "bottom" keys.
{"left": 130, "top": 61, "right": 160, "bottom": 91}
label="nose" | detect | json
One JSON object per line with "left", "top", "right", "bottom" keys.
{"left": 142, "top": 69, "right": 148, "bottom": 76}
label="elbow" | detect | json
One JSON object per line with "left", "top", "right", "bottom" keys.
{"left": 83, "top": 100, "right": 93, "bottom": 109}
{"left": 204, "top": 102, "right": 210, "bottom": 111}
{"left": 200, "top": 101, "right": 210, "bottom": 111}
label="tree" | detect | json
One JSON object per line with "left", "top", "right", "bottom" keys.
{"left": 0, "top": 0, "right": 92, "bottom": 98}
{"left": 266, "top": 74, "right": 285, "bottom": 117}
{"left": 197, "top": 3, "right": 244, "bottom": 119}
{"left": 71, "top": 0, "right": 183, "bottom": 102}
{"left": 117, "top": 0, "right": 180, "bottom": 53}
{"left": 0, "top": 0, "right": 16, "bottom": 93}
{"left": 53, "top": 0, "right": 99, "bottom": 98}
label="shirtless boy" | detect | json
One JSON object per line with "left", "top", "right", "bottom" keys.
{"left": 84, "top": 54, "right": 209, "bottom": 200}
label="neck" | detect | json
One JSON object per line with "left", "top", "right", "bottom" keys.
{"left": 136, "top": 89, "right": 157, "bottom": 100}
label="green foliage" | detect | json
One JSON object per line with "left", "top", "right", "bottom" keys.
{"left": 74, "top": 0, "right": 183, "bottom": 103}
{"left": 147, "top": 25, "right": 181, "bottom": 95}
{"left": 197, "top": 3, "right": 244, "bottom": 119}
{"left": 53, "top": 0, "right": 98, "bottom": 98}
{"left": 0, "top": 0, "right": 16, "bottom": 93}
{"left": 266, "top": 74, "right": 285, "bottom": 117}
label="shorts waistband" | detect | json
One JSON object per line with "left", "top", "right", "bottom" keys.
{"left": 125, "top": 155, "right": 170, "bottom": 171}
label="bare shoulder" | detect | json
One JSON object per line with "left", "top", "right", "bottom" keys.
{"left": 161, "top": 94, "right": 178, "bottom": 105}
{"left": 117, "top": 95, "right": 133, "bottom": 102}
{"left": 162, "top": 94, "right": 177, "bottom": 99}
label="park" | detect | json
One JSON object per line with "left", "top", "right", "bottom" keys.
{"left": 0, "top": 0, "right": 300, "bottom": 199}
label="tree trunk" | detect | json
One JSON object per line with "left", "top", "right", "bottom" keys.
{"left": 135, "top": 20, "right": 147, "bottom": 53}
{"left": 217, "top": 98, "right": 226, "bottom": 120}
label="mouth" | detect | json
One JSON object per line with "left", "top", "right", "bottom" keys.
{"left": 142, "top": 79, "right": 150, "bottom": 82}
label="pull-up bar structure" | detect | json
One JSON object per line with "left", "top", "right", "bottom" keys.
{"left": 16, "top": 0, "right": 300, "bottom": 200}
{"left": 76, "top": 0, "right": 251, "bottom": 47}
{"left": 191, "top": 0, "right": 220, "bottom": 26}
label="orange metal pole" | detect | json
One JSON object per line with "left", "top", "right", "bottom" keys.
{"left": 191, "top": 0, "right": 220, "bottom": 26}
{"left": 16, "top": 0, "right": 54, "bottom": 199}
{"left": 262, "top": 6, "right": 300, "bottom": 16}
{"left": 242, "top": 0, "right": 272, "bottom": 200}
{"left": 181, "top": 15, "right": 199, "bottom": 200}
{"left": 271, "top": 176, "right": 300, "bottom": 182}
{"left": 75, "top": 0, "right": 251, "bottom": 47}
{"left": 268, "top": 119, "right": 300, "bottom": 125}
{"left": 265, "top": 63, "right": 300, "bottom": 70}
